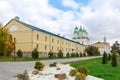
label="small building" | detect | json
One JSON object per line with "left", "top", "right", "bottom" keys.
{"left": 5, "top": 17, "right": 85, "bottom": 57}
{"left": 93, "top": 36, "right": 110, "bottom": 55}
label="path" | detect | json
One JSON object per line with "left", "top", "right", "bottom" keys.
{"left": 0, "top": 56, "right": 101, "bottom": 80}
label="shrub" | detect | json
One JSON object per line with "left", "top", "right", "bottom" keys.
{"left": 102, "top": 52, "right": 107, "bottom": 64}
{"left": 108, "top": 54, "right": 111, "bottom": 61}
{"left": 71, "top": 53, "right": 75, "bottom": 57}
{"left": 17, "top": 49, "right": 23, "bottom": 57}
{"left": 80, "top": 53, "right": 82, "bottom": 57}
{"left": 111, "top": 53, "right": 117, "bottom": 67}
{"left": 75, "top": 73, "right": 86, "bottom": 80}
{"left": 57, "top": 50, "right": 63, "bottom": 58}
{"left": 16, "top": 70, "right": 29, "bottom": 80}
{"left": 48, "top": 50, "right": 54, "bottom": 58}
{"left": 32, "top": 48, "right": 39, "bottom": 59}
{"left": 66, "top": 53, "right": 70, "bottom": 58}
{"left": 34, "top": 61, "right": 44, "bottom": 71}
{"left": 83, "top": 53, "right": 86, "bottom": 57}
{"left": 77, "top": 66, "right": 88, "bottom": 76}
{"left": 75, "top": 53, "right": 79, "bottom": 57}
{"left": 69, "top": 69, "right": 77, "bottom": 76}
{"left": 0, "top": 52, "right": 4, "bottom": 56}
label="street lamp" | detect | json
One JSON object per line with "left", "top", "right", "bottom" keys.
{"left": 14, "top": 37, "right": 16, "bottom": 60}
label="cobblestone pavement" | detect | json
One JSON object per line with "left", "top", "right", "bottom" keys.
{"left": 0, "top": 56, "right": 101, "bottom": 80}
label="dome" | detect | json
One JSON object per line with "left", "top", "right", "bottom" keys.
{"left": 74, "top": 26, "right": 79, "bottom": 34}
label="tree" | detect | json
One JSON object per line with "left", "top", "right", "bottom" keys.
{"left": 102, "top": 52, "right": 107, "bottom": 64}
{"left": 32, "top": 48, "right": 39, "bottom": 59}
{"left": 17, "top": 49, "right": 23, "bottom": 57}
{"left": 108, "top": 54, "right": 111, "bottom": 61}
{"left": 48, "top": 50, "right": 54, "bottom": 58}
{"left": 57, "top": 50, "right": 63, "bottom": 58}
{"left": 0, "top": 23, "right": 14, "bottom": 56}
{"left": 111, "top": 43, "right": 119, "bottom": 53}
{"left": 111, "top": 53, "right": 117, "bottom": 67}
{"left": 85, "top": 46, "right": 100, "bottom": 56}
{"left": 66, "top": 53, "right": 70, "bottom": 58}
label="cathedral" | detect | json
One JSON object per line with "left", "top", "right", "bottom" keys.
{"left": 73, "top": 25, "right": 89, "bottom": 45}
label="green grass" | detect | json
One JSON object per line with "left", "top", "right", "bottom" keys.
{"left": 70, "top": 57, "right": 120, "bottom": 80}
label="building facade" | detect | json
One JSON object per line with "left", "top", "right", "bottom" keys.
{"left": 5, "top": 17, "right": 85, "bottom": 57}
{"left": 93, "top": 36, "right": 110, "bottom": 55}
{"left": 73, "top": 26, "right": 89, "bottom": 45}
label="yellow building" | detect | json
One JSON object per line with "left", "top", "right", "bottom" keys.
{"left": 5, "top": 17, "right": 85, "bottom": 57}
{"left": 93, "top": 36, "right": 110, "bottom": 55}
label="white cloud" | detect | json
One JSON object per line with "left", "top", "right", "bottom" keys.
{"left": 62, "top": 0, "right": 79, "bottom": 9}
{"left": 0, "top": 0, "right": 120, "bottom": 45}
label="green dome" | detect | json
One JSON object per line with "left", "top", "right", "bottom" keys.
{"left": 74, "top": 26, "right": 79, "bottom": 34}
{"left": 79, "top": 26, "right": 83, "bottom": 33}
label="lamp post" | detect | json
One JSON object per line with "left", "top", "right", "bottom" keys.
{"left": 14, "top": 37, "right": 16, "bottom": 60}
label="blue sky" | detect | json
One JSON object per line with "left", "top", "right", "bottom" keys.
{"left": 0, "top": 0, "right": 120, "bottom": 45}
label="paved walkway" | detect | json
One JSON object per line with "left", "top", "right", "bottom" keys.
{"left": 0, "top": 56, "right": 101, "bottom": 80}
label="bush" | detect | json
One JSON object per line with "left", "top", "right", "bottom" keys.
{"left": 69, "top": 69, "right": 77, "bottom": 76}
{"left": 0, "top": 52, "right": 4, "bottom": 56}
{"left": 66, "top": 53, "right": 70, "bottom": 58}
{"left": 77, "top": 66, "right": 88, "bottom": 76}
{"left": 57, "top": 50, "right": 63, "bottom": 58}
{"left": 75, "top": 73, "right": 86, "bottom": 80}
{"left": 17, "top": 49, "right": 23, "bottom": 57}
{"left": 111, "top": 53, "right": 117, "bottom": 67}
{"left": 32, "top": 48, "right": 39, "bottom": 59}
{"left": 80, "top": 53, "right": 82, "bottom": 57}
{"left": 108, "top": 54, "right": 111, "bottom": 61}
{"left": 34, "top": 61, "right": 44, "bottom": 71}
{"left": 71, "top": 53, "right": 75, "bottom": 57}
{"left": 75, "top": 53, "right": 79, "bottom": 57}
{"left": 16, "top": 70, "right": 29, "bottom": 80}
{"left": 102, "top": 52, "right": 107, "bottom": 64}
{"left": 48, "top": 50, "right": 54, "bottom": 58}
{"left": 83, "top": 53, "right": 86, "bottom": 57}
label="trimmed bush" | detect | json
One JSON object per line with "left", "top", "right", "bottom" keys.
{"left": 80, "top": 53, "right": 83, "bottom": 57}
{"left": 16, "top": 70, "right": 29, "bottom": 80}
{"left": 57, "top": 50, "right": 63, "bottom": 58}
{"left": 17, "top": 49, "right": 23, "bottom": 57}
{"left": 108, "top": 54, "right": 111, "bottom": 61}
{"left": 32, "top": 48, "right": 39, "bottom": 59}
{"left": 75, "top": 73, "right": 86, "bottom": 80}
{"left": 75, "top": 53, "right": 79, "bottom": 57}
{"left": 69, "top": 69, "right": 77, "bottom": 76}
{"left": 34, "top": 61, "right": 44, "bottom": 71}
{"left": 48, "top": 50, "right": 54, "bottom": 58}
{"left": 66, "top": 53, "right": 70, "bottom": 58}
{"left": 77, "top": 66, "right": 88, "bottom": 76}
{"left": 102, "top": 52, "right": 107, "bottom": 64}
{"left": 111, "top": 53, "right": 117, "bottom": 67}
{"left": 71, "top": 53, "right": 75, "bottom": 57}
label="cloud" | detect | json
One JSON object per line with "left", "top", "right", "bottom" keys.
{"left": 0, "top": 0, "right": 120, "bottom": 45}
{"left": 62, "top": 0, "right": 79, "bottom": 9}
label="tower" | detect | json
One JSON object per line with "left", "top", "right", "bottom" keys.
{"left": 73, "top": 25, "right": 89, "bottom": 45}
{"left": 103, "top": 36, "right": 106, "bottom": 43}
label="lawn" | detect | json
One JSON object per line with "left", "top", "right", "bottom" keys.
{"left": 70, "top": 57, "right": 120, "bottom": 80}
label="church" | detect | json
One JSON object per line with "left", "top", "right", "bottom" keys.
{"left": 73, "top": 26, "right": 89, "bottom": 45}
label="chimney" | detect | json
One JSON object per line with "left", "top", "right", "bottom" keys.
{"left": 14, "top": 16, "right": 20, "bottom": 21}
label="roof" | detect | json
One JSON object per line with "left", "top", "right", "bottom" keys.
{"left": 12, "top": 19, "right": 84, "bottom": 46}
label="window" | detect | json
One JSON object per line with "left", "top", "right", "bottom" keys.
{"left": 57, "top": 40, "right": 59, "bottom": 44}
{"left": 45, "top": 36, "right": 47, "bottom": 41}
{"left": 37, "top": 34, "right": 39, "bottom": 40}
{"left": 52, "top": 38, "right": 54, "bottom": 43}
{"left": 52, "top": 46, "right": 53, "bottom": 50}
{"left": 45, "top": 45, "right": 47, "bottom": 50}
{"left": 57, "top": 47, "right": 59, "bottom": 51}
{"left": 36, "top": 44, "right": 39, "bottom": 49}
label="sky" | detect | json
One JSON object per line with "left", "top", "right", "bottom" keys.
{"left": 0, "top": 0, "right": 120, "bottom": 45}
